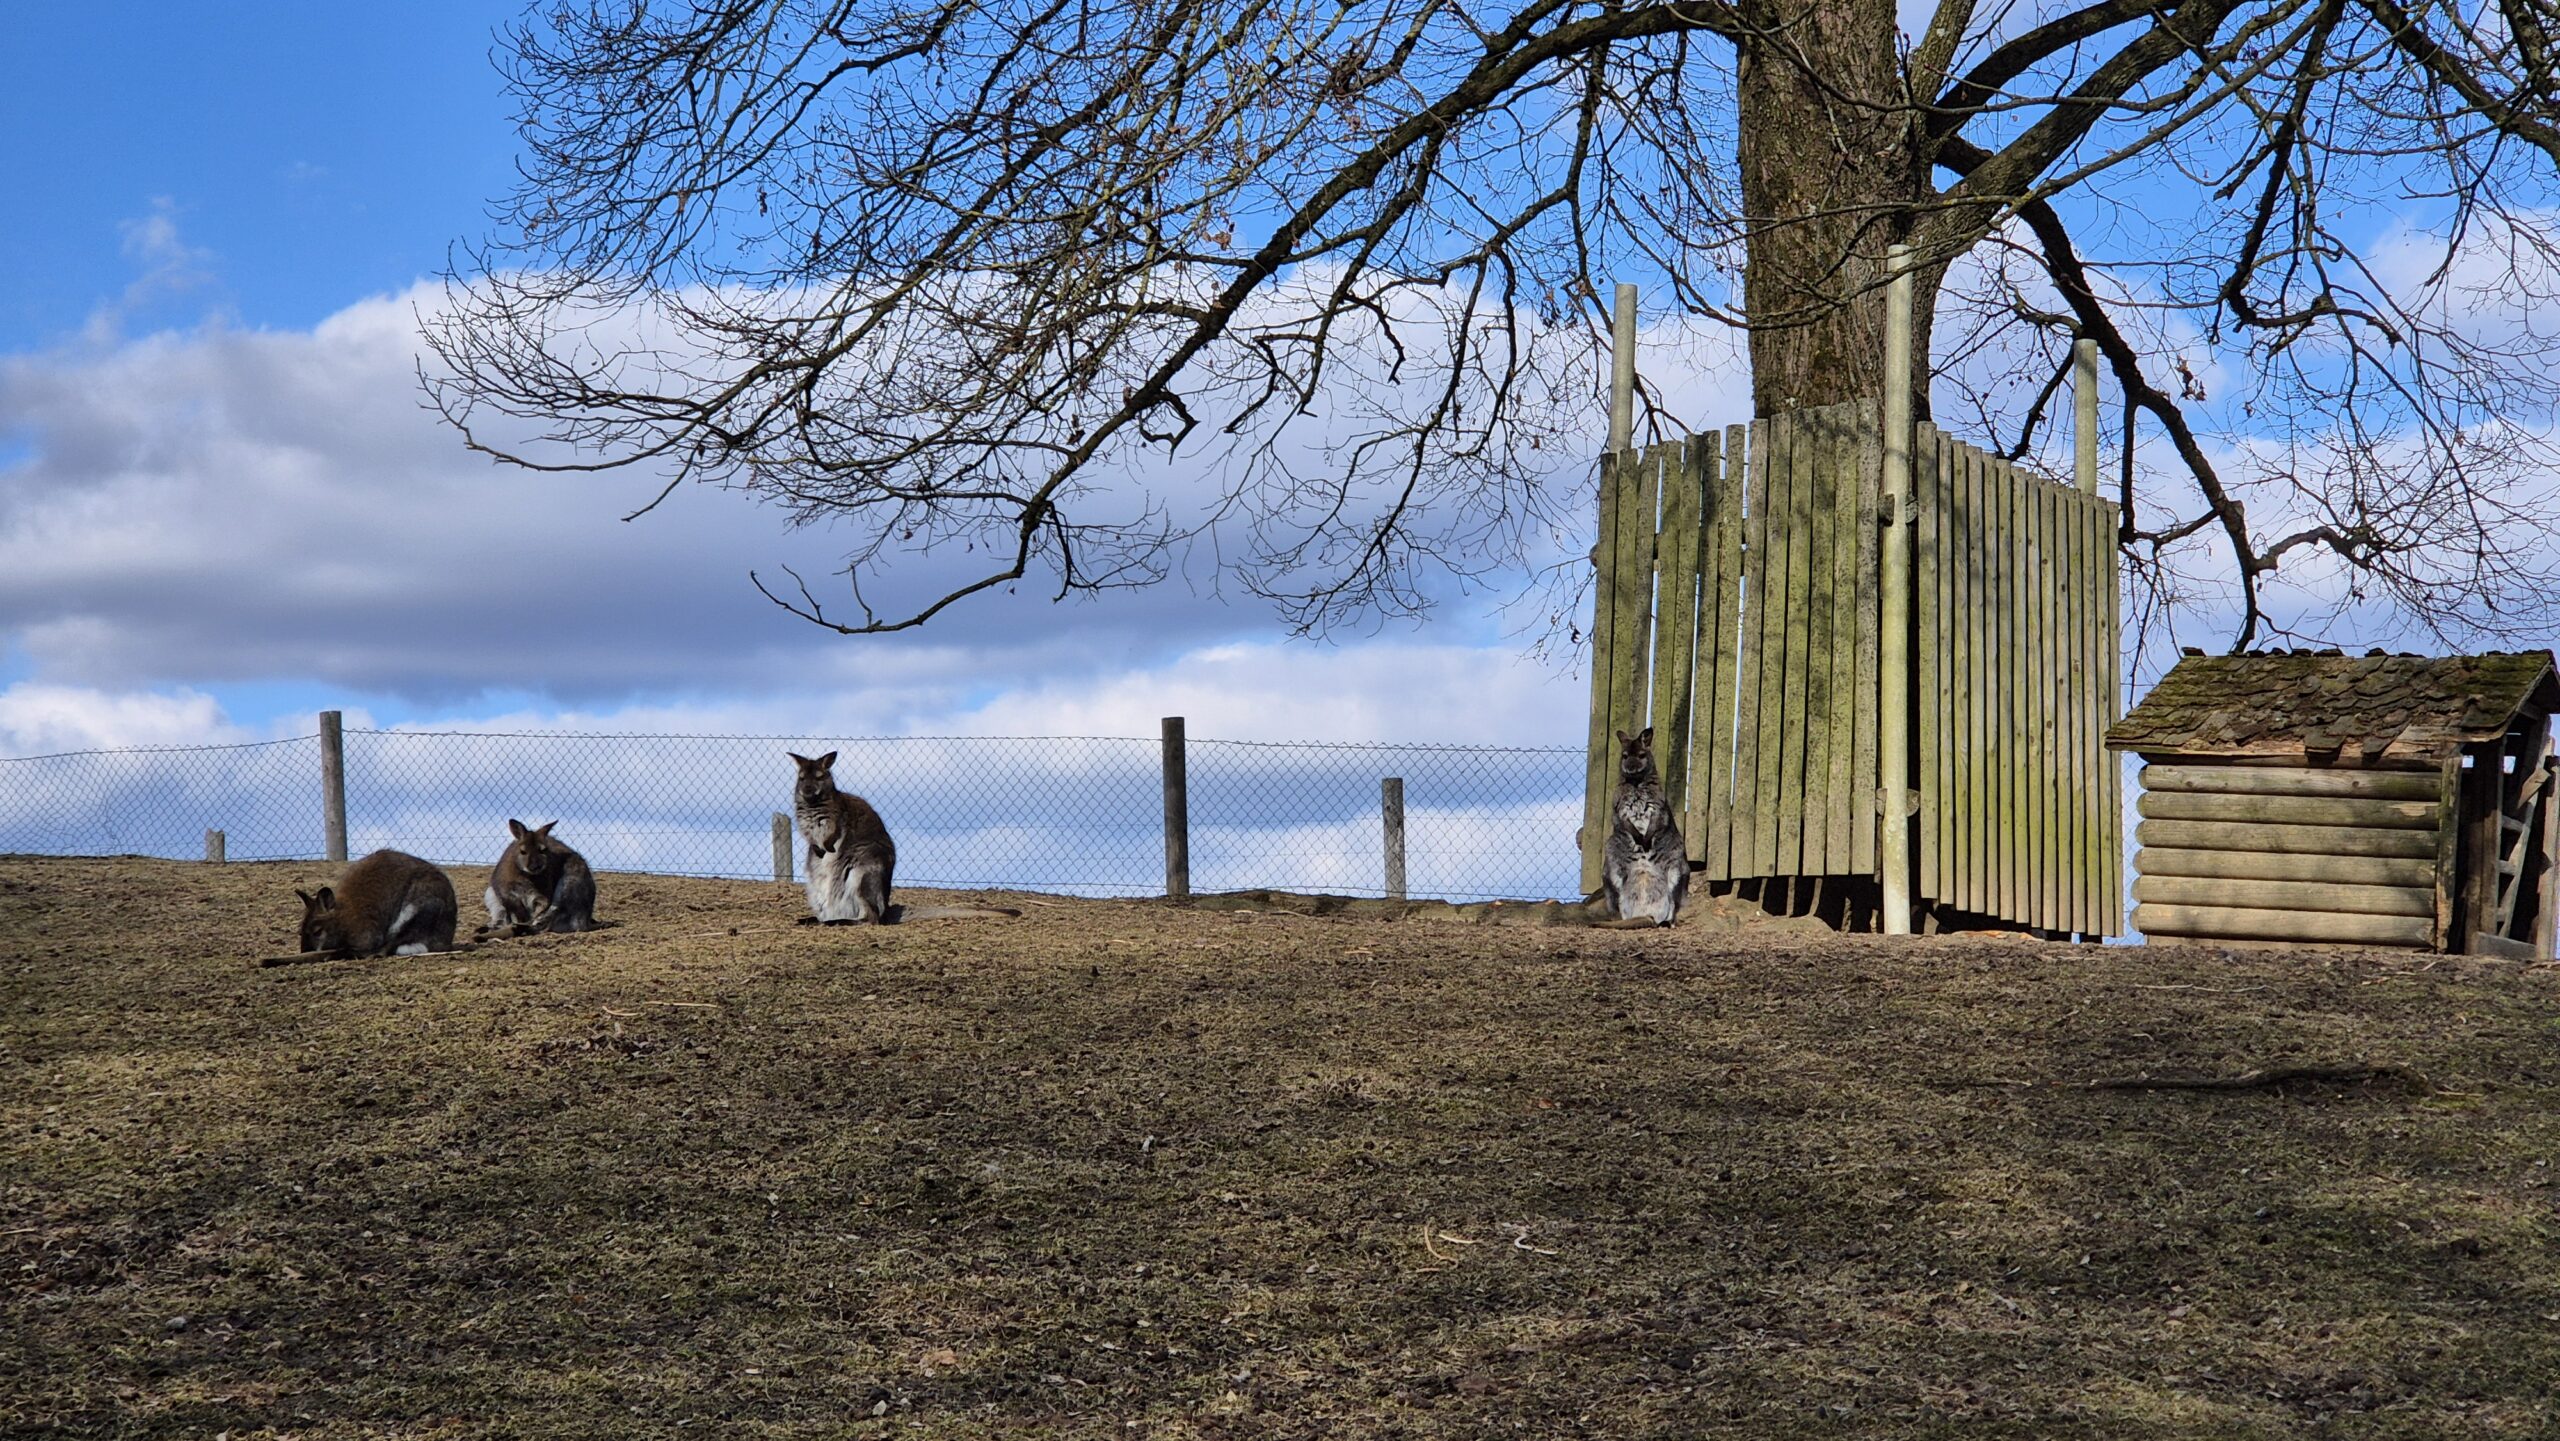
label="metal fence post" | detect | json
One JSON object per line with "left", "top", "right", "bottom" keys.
{"left": 772, "top": 812, "right": 793, "bottom": 883}
{"left": 1162, "top": 716, "right": 1190, "bottom": 900}
{"left": 319, "top": 710, "right": 348, "bottom": 863}
{"left": 204, "top": 829, "right": 226, "bottom": 864}
{"left": 1382, "top": 777, "right": 1406, "bottom": 901}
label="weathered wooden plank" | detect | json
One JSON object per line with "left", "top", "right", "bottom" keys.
{"left": 2135, "top": 846, "right": 2438, "bottom": 889}
{"left": 1651, "top": 440, "right": 1701, "bottom": 827}
{"left": 2139, "top": 764, "right": 2443, "bottom": 800}
{"left": 1775, "top": 411, "right": 1816, "bottom": 875}
{"left": 1704, "top": 428, "right": 1747, "bottom": 881}
{"left": 1915, "top": 424, "right": 1941, "bottom": 904}
{"left": 2135, "top": 818, "right": 2442, "bottom": 860}
{"left": 2460, "top": 748, "right": 2504, "bottom": 954}
{"left": 1958, "top": 437, "right": 1986, "bottom": 916}
{"left": 2081, "top": 492, "right": 2110, "bottom": 935}
{"left": 2131, "top": 873, "right": 2435, "bottom": 918}
{"left": 1738, "top": 420, "right": 1775, "bottom": 877}
{"left": 2102, "top": 488, "right": 2124, "bottom": 937}
{"left": 1800, "top": 411, "right": 1837, "bottom": 876}
{"left": 2137, "top": 791, "right": 2441, "bottom": 830}
{"left": 1611, "top": 443, "right": 1662, "bottom": 756}
{"left": 2132, "top": 902, "right": 2435, "bottom": 948}
{"left": 1685, "top": 432, "right": 1722, "bottom": 864}
{"left": 2031, "top": 473, "right": 2056, "bottom": 930}
{"left": 2073, "top": 484, "right": 2100, "bottom": 934}
{"left": 1852, "top": 406, "right": 1882, "bottom": 875}
{"left": 2058, "top": 484, "right": 2079, "bottom": 932}
{"left": 2002, "top": 457, "right": 2031, "bottom": 924}
{"left": 1824, "top": 404, "right": 1859, "bottom": 876}
{"left": 1580, "top": 450, "right": 1626, "bottom": 897}
{"left": 2537, "top": 750, "right": 2559, "bottom": 961}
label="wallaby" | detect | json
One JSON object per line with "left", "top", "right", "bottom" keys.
{"left": 481, "top": 819, "right": 598, "bottom": 936}
{"left": 297, "top": 850, "right": 459, "bottom": 958}
{"left": 787, "top": 750, "right": 1018, "bottom": 924}
{"left": 1602, "top": 726, "right": 1690, "bottom": 927}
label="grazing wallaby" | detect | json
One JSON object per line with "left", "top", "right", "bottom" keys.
{"left": 790, "top": 749, "right": 899, "bottom": 924}
{"left": 1602, "top": 726, "right": 1690, "bottom": 927}
{"left": 297, "top": 850, "right": 459, "bottom": 958}
{"left": 787, "top": 750, "right": 1018, "bottom": 924}
{"left": 481, "top": 819, "right": 598, "bottom": 936}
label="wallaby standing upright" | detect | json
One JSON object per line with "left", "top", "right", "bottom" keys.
{"left": 790, "top": 750, "right": 898, "bottom": 924}
{"left": 297, "top": 849, "right": 459, "bottom": 958}
{"left": 482, "top": 819, "right": 598, "bottom": 935}
{"left": 1603, "top": 726, "right": 1690, "bottom": 926}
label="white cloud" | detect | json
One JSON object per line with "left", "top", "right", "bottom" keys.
{"left": 0, "top": 681, "right": 247, "bottom": 755}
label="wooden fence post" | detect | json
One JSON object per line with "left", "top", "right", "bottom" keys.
{"left": 1609, "top": 282, "right": 1638, "bottom": 453}
{"left": 1163, "top": 716, "right": 1190, "bottom": 900}
{"left": 1382, "top": 777, "right": 1407, "bottom": 901}
{"left": 205, "top": 829, "right": 226, "bottom": 864}
{"left": 2074, "top": 337, "right": 2100, "bottom": 496}
{"left": 319, "top": 710, "right": 348, "bottom": 864}
{"left": 772, "top": 812, "right": 793, "bottom": 883}
{"left": 1878, "top": 247, "right": 1916, "bottom": 934}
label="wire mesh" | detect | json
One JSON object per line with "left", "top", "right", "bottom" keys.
{"left": 0, "top": 727, "right": 1587, "bottom": 901}
{"left": 0, "top": 735, "right": 324, "bottom": 861}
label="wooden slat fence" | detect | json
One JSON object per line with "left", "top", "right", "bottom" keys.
{"left": 1581, "top": 403, "right": 2122, "bottom": 935}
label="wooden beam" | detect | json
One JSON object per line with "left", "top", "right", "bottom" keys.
{"left": 2133, "top": 902, "right": 2433, "bottom": 947}
{"left": 2134, "top": 818, "right": 2439, "bottom": 860}
{"left": 2139, "top": 765, "right": 2441, "bottom": 800}
{"left": 2131, "top": 873, "right": 2434, "bottom": 918}
{"left": 2136, "top": 792, "right": 2440, "bottom": 830}
{"left": 2134, "top": 846, "right": 2436, "bottom": 889}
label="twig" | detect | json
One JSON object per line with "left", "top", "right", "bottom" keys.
{"left": 1502, "top": 1224, "right": 1558, "bottom": 1256}
{"left": 2129, "top": 983, "right": 2266, "bottom": 993}
{"left": 640, "top": 1000, "right": 720, "bottom": 1009}
{"left": 2088, "top": 1063, "right": 2431, "bottom": 1094}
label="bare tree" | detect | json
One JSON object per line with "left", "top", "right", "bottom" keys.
{"left": 427, "top": 0, "right": 2560, "bottom": 652}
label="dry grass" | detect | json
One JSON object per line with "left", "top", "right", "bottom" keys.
{"left": 5, "top": 854, "right": 2559, "bottom": 1438}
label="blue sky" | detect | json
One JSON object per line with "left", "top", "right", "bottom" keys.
{"left": 0, "top": 3, "right": 1601, "bottom": 758}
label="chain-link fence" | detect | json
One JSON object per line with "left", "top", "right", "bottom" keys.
{"left": 1, "top": 725, "right": 1586, "bottom": 901}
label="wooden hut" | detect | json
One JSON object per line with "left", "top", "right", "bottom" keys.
{"left": 2106, "top": 651, "right": 2560, "bottom": 957}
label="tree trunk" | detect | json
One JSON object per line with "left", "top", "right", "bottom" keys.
{"left": 1735, "top": 0, "right": 1930, "bottom": 418}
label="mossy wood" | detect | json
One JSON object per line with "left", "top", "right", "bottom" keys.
{"left": 1579, "top": 402, "right": 2122, "bottom": 934}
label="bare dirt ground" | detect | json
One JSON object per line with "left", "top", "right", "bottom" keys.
{"left": 4, "top": 854, "right": 2559, "bottom": 1439}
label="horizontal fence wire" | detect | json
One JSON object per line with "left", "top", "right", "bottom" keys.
{"left": 1, "top": 728, "right": 1587, "bottom": 902}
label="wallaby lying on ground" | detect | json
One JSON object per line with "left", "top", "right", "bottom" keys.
{"left": 481, "top": 819, "right": 598, "bottom": 936}
{"left": 788, "top": 750, "right": 1017, "bottom": 924}
{"left": 1602, "top": 726, "right": 1690, "bottom": 927}
{"left": 298, "top": 849, "right": 458, "bottom": 957}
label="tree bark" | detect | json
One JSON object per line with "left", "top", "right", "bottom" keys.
{"left": 1735, "top": 0, "right": 1928, "bottom": 417}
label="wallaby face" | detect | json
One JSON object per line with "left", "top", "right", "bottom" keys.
{"left": 294, "top": 850, "right": 459, "bottom": 957}
{"left": 298, "top": 886, "right": 344, "bottom": 954}
{"left": 485, "top": 819, "right": 598, "bottom": 935}
{"left": 789, "top": 749, "right": 897, "bottom": 924}
{"left": 1604, "top": 726, "right": 1689, "bottom": 927}
{"left": 1618, "top": 726, "right": 1659, "bottom": 787}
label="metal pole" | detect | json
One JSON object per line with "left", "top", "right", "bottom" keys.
{"left": 204, "top": 829, "right": 226, "bottom": 864}
{"left": 2073, "top": 337, "right": 2100, "bottom": 495}
{"left": 319, "top": 710, "right": 348, "bottom": 864}
{"left": 1162, "top": 716, "right": 1190, "bottom": 900}
{"left": 1608, "top": 282, "right": 1638, "bottom": 454}
{"left": 772, "top": 812, "right": 793, "bottom": 883}
{"left": 1381, "top": 777, "right": 1407, "bottom": 901}
{"left": 1878, "top": 246, "right": 1916, "bottom": 936}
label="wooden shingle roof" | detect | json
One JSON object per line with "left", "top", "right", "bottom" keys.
{"left": 2106, "top": 651, "right": 2560, "bottom": 763}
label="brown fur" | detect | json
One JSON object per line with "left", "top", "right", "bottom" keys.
{"left": 481, "top": 819, "right": 598, "bottom": 936}
{"left": 297, "top": 850, "right": 458, "bottom": 958}
{"left": 789, "top": 750, "right": 899, "bottom": 924}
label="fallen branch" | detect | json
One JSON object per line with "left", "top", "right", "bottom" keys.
{"left": 2088, "top": 1063, "right": 2432, "bottom": 1094}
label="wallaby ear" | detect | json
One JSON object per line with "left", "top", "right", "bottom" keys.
{"left": 536, "top": 821, "right": 557, "bottom": 838}
{"left": 314, "top": 886, "right": 336, "bottom": 909}
{"left": 785, "top": 751, "right": 809, "bottom": 766}
{"left": 295, "top": 888, "right": 313, "bottom": 907}
{"left": 508, "top": 819, "right": 528, "bottom": 839}
{"left": 1615, "top": 729, "right": 1633, "bottom": 745}
{"left": 1639, "top": 726, "right": 1654, "bottom": 744}
{"left": 815, "top": 750, "right": 837, "bottom": 769}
